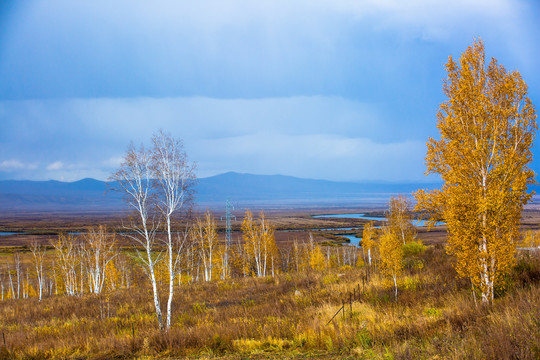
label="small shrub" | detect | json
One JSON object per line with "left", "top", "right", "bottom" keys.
{"left": 323, "top": 274, "right": 340, "bottom": 285}
{"left": 402, "top": 241, "right": 426, "bottom": 258}
{"left": 402, "top": 276, "right": 419, "bottom": 291}
{"left": 192, "top": 302, "right": 207, "bottom": 314}
{"left": 233, "top": 337, "right": 293, "bottom": 353}
{"left": 423, "top": 307, "right": 441, "bottom": 317}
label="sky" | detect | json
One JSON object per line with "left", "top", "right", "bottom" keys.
{"left": 0, "top": 0, "right": 539, "bottom": 182}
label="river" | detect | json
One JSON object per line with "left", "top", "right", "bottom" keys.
{"left": 312, "top": 213, "right": 444, "bottom": 246}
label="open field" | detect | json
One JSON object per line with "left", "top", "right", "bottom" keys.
{"left": 0, "top": 207, "right": 377, "bottom": 248}
{"left": 0, "top": 208, "right": 539, "bottom": 359}
{"left": 3, "top": 206, "right": 540, "bottom": 248}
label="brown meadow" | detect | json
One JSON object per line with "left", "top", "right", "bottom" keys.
{"left": 0, "top": 207, "right": 539, "bottom": 360}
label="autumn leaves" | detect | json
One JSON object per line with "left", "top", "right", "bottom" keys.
{"left": 370, "top": 39, "right": 537, "bottom": 304}
{"left": 362, "top": 195, "right": 418, "bottom": 299}
{"left": 415, "top": 39, "right": 537, "bottom": 303}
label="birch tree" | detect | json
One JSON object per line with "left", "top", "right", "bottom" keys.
{"left": 30, "top": 240, "right": 46, "bottom": 301}
{"left": 362, "top": 221, "right": 377, "bottom": 266}
{"left": 0, "top": 269, "right": 4, "bottom": 301}
{"left": 7, "top": 263, "right": 15, "bottom": 299}
{"left": 52, "top": 235, "right": 79, "bottom": 296}
{"left": 387, "top": 195, "right": 416, "bottom": 244}
{"left": 242, "top": 211, "right": 277, "bottom": 277}
{"left": 110, "top": 143, "right": 164, "bottom": 329}
{"left": 152, "top": 130, "right": 196, "bottom": 329}
{"left": 14, "top": 253, "right": 21, "bottom": 299}
{"left": 379, "top": 225, "right": 403, "bottom": 300}
{"left": 84, "top": 226, "right": 117, "bottom": 294}
{"left": 415, "top": 40, "right": 537, "bottom": 303}
{"left": 192, "top": 210, "right": 218, "bottom": 282}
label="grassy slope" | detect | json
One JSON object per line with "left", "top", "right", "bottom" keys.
{"left": 0, "top": 245, "right": 539, "bottom": 359}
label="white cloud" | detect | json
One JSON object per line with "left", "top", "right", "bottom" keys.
{"left": 0, "top": 159, "right": 26, "bottom": 170}
{"left": 195, "top": 133, "right": 427, "bottom": 181}
{"left": 102, "top": 156, "right": 123, "bottom": 168}
{"left": 46, "top": 161, "right": 64, "bottom": 171}
{"left": 0, "top": 95, "right": 429, "bottom": 180}
{"left": 0, "top": 159, "right": 37, "bottom": 171}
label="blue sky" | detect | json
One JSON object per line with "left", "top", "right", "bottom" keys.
{"left": 0, "top": 0, "right": 539, "bottom": 182}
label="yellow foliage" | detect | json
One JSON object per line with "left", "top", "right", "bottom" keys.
{"left": 415, "top": 39, "right": 537, "bottom": 303}
{"left": 322, "top": 273, "right": 339, "bottom": 285}
{"left": 242, "top": 210, "right": 279, "bottom": 277}
{"left": 105, "top": 260, "right": 120, "bottom": 291}
{"left": 192, "top": 210, "right": 219, "bottom": 281}
{"left": 27, "top": 284, "right": 37, "bottom": 298}
{"left": 309, "top": 245, "right": 326, "bottom": 270}
{"left": 233, "top": 337, "right": 293, "bottom": 353}
{"left": 379, "top": 226, "right": 403, "bottom": 278}
{"left": 387, "top": 195, "right": 416, "bottom": 244}
{"left": 379, "top": 224, "right": 403, "bottom": 298}
{"left": 180, "top": 273, "right": 192, "bottom": 285}
{"left": 362, "top": 221, "right": 378, "bottom": 265}
{"left": 521, "top": 230, "right": 540, "bottom": 248}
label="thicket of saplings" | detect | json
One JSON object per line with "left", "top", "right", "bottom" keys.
{"left": 0, "top": 210, "right": 539, "bottom": 359}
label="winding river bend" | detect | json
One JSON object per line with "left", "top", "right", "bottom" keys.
{"left": 312, "top": 213, "right": 444, "bottom": 246}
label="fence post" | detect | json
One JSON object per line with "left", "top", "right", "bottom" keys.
{"left": 326, "top": 305, "right": 345, "bottom": 326}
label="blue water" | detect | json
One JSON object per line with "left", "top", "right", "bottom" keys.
{"left": 312, "top": 213, "right": 444, "bottom": 227}
{"left": 0, "top": 232, "right": 24, "bottom": 236}
{"left": 313, "top": 212, "right": 445, "bottom": 247}
{"left": 340, "top": 234, "right": 361, "bottom": 246}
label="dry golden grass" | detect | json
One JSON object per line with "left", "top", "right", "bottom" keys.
{"left": 0, "top": 243, "right": 538, "bottom": 359}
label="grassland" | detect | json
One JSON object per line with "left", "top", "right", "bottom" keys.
{"left": 0, "top": 209, "right": 539, "bottom": 359}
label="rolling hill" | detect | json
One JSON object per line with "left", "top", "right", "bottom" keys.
{"left": 0, "top": 172, "right": 442, "bottom": 211}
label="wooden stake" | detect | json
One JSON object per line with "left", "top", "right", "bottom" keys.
{"left": 326, "top": 305, "right": 344, "bottom": 326}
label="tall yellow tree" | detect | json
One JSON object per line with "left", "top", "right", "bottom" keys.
{"left": 415, "top": 40, "right": 537, "bottom": 303}
{"left": 387, "top": 195, "right": 416, "bottom": 244}
{"left": 309, "top": 245, "right": 326, "bottom": 270}
{"left": 379, "top": 225, "right": 403, "bottom": 300}
{"left": 362, "top": 221, "right": 377, "bottom": 266}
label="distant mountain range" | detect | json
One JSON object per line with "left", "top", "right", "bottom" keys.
{"left": 0, "top": 172, "right": 443, "bottom": 211}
